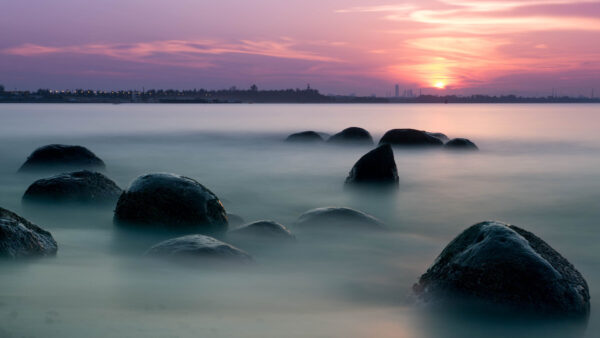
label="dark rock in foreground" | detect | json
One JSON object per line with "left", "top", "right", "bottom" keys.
{"left": 327, "top": 127, "right": 374, "bottom": 145}
{"left": 294, "top": 207, "right": 386, "bottom": 232}
{"left": 0, "top": 207, "right": 57, "bottom": 258}
{"left": 427, "top": 132, "right": 450, "bottom": 143}
{"left": 230, "top": 220, "right": 296, "bottom": 241}
{"left": 23, "top": 170, "right": 122, "bottom": 204}
{"left": 19, "top": 144, "right": 105, "bottom": 172}
{"left": 114, "top": 173, "right": 228, "bottom": 235}
{"left": 444, "top": 138, "right": 479, "bottom": 150}
{"left": 379, "top": 129, "right": 443, "bottom": 147}
{"left": 413, "top": 221, "right": 590, "bottom": 318}
{"left": 345, "top": 144, "right": 399, "bottom": 187}
{"left": 145, "top": 234, "right": 252, "bottom": 262}
{"left": 285, "top": 131, "right": 324, "bottom": 143}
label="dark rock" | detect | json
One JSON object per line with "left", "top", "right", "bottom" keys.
{"left": 230, "top": 220, "right": 295, "bottom": 241}
{"left": 379, "top": 129, "right": 443, "bottom": 147}
{"left": 426, "top": 132, "right": 450, "bottom": 143}
{"left": 114, "top": 173, "right": 228, "bottom": 235}
{"left": 227, "top": 213, "right": 245, "bottom": 227}
{"left": 19, "top": 144, "right": 105, "bottom": 172}
{"left": 327, "top": 127, "right": 374, "bottom": 145}
{"left": 23, "top": 170, "right": 122, "bottom": 204}
{"left": 145, "top": 234, "right": 252, "bottom": 262}
{"left": 285, "top": 131, "right": 324, "bottom": 143}
{"left": 294, "top": 207, "right": 386, "bottom": 231}
{"left": 413, "top": 221, "right": 590, "bottom": 318}
{"left": 444, "top": 138, "right": 478, "bottom": 150}
{"left": 345, "top": 144, "right": 399, "bottom": 186}
{"left": 0, "top": 207, "right": 57, "bottom": 258}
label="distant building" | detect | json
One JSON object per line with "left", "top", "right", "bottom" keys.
{"left": 395, "top": 84, "right": 400, "bottom": 97}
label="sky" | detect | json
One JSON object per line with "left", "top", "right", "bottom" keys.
{"left": 1, "top": 0, "right": 599, "bottom": 96}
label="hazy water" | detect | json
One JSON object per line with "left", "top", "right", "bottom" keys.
{"left": 0, "top": 103, "right": 599, "bottom": 338}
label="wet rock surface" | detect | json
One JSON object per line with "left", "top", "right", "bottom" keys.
{"left": 19, "top": 144, "right": 105, "bottom": 172}
{"left": 23, "top": 170, "right": 122, "bottom": 204}
{"left": 294, "top": 207, "right": 386, "bottom": 232}
{"left": 114, "top": 173, "right": 228, "bottom": 235}
{"left": 444, "top": 138, "right": 479, "bottom": 150}
{"left": 327, "top": 127, "right": 374, "bottom": 145}
{"left": 0, "top": 207, "right": 58, "bottom": 258}
{"left": 413, "top": 221, "right": 590, "bottom": 318}
{"left": 145, "top": 234, "right": 252, "bottom": 262}
{"left": 379, "top": 129, "right": 444, "bottom": 147}
{"left": 345, "top": 144, "right": 399, "bottom": 186}
{"left": 285, "top": 131, "right": 324, "bottom": 143}
{"left": 426, "top": 132, "right": 450, "bottom": 143}
{"left": 229, "top": 220, "right": 296, "bottom": 241}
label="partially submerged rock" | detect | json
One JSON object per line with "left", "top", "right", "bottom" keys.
{"left": 0, "top": 207, "right": 57, "bottom": 258}
{"left": 379, "top": 129, "right": 443, "bottom": 147}
{"left": 426, "top": 132, "right": 450, "bottom": 143}
{"left": 114, "top": 173, "right": 228, "bottom": 235}
{"left": 285, "top": 131, "right": 324, "bottom": 143}
{"left": 327, "top": 127, "right": 374, "bottom": 145}
{"left": 413, "top": 221, "right": 590, "bottom": 318}
{"left": 230, "top": 220, "right": 296, "bottom": 241}
{"left": 19, "top": 144, "right": 105, "bottom": 172}
{"left": 345, "top": 144, "right": 399, "bottom": 187}
{"left": 444, "top": 138, "right": 479, "bottom": 150}
{"left": 294, "top": 207, "right": 386, "bottom": 232}
{"left": 145, "top": 234, "right": 252, "bottom": 262}
{"left": 23, "top": 170, "right": 122, "bottom": 204}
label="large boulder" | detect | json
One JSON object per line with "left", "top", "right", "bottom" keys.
{"left": 327, "top": 127, "right": 374, "bottom": 145}
{"left": 285, "top": 131, "right": 324, "bottom": 143}
{"left": 345, "top": 144, "right": 399, "bottom": 187}
{"left": 379, "top": 129, "right": 443, "bottom": 147}
{"left": 22, "top": 170, "right": 122, "bottom": 204}
{"left": 294, "top": 207, "right": 386, "bottom": 232}
{"left": 444, "top": 138, "right": 478, "bottom": 150}
{"left": 145, "top": 234, "right": 252, "bottom": 262}
{"left": 0, "top": 207, "right": 58, "bottom": 258}
{"left": 230, "top": 220, "right": 296, "bottom": 241}
{"left": 413, "top": 221, "right": 590, "bottom": 318}
{"left": 19, "top": 144, "right": 105, "bottom": 172}
{"left": 114, "top": 173, "right": 228, "bottom": 234}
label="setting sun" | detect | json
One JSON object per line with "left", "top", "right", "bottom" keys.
{"left": 434, "top": 81, "right": 446, "bottom": 89}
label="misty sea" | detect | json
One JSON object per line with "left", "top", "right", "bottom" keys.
{"left": 0, "top": 103, "right": 599, "bottom": 338}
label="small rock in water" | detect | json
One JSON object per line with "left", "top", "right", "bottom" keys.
{"left": 413, "top": 221, "right": 590, "bottom": 318}
{"left": 426, "top": 132, "right": 450, "bottom": 143}
{"left": 294, "top": 207, "right": 386, "bottom": 232}
{"left": 18, "top": 144, "right": 105, "bottom": 172}
{"left": 229, "top": 220, "right": 296, "bottom": 241}
{"left": 285, "top": 131, "right": 324, "bottom": 143}
{"left": 379, "top": 129, "right": 444, "bottom": 147}
{"left": 444, "top": 138, "right": 479, "bottom": 150}
{"left": 114, "top": 173, "right": 228, "bottom": 235}
{"left": 345, "top": 144, "right": 399, "bottom": 187}
{"left": 145, "top": 234, "right": 252, "bottom": 262}
{"left": 327, "top": 127, "right": 374, "bottom": 145}
{"left": 0, "top": 207, "right": 58, "bottom": 258}
{"left": 22, "top": 170, "right": 122, "bottom": 204}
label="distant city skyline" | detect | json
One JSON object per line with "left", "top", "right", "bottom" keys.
{"left": 1, "top": 0, "right": 599, "bottom": 96}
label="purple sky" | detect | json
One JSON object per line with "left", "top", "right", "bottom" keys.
{"left": 1, "top": 0, "right": 600, "bottom": 95}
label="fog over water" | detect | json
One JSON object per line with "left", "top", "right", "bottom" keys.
{"left": 1, "top": 103, "right": 599, "bottom": 338}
